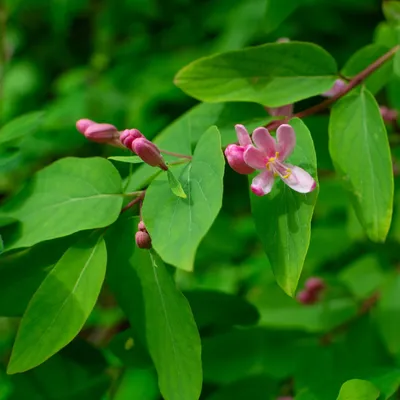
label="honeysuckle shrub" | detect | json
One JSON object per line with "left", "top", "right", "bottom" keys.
{"left": 2, "top": 0, "right": 400, "bottom": 399}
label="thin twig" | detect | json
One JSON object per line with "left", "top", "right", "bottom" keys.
{"left": 120, "top": 192, "right": 145, "bottom": 214}
{"left": 159, "top": 149, "right": 192, "bottom": 159}
{"left": 266, "top": 45, "right": 400, "bottom": 131}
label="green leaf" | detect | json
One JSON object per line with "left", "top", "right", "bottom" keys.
{"left": 376, "top": 274, "right": 400, "bottom": 354}
{"left": 7, "top": 233, "right": 107, "bottom": 374}
{"left": 336, "top": 379, "right": 380, "bottom": 400}
{"left": 0, "top": 111, "right": 44, "bottom": 146}
{"left": 341, "top": 44, "right": 394, "bottom": 94}
{"left": 124, "top": 102, "right": 270, "bottom": 192}
{"left": 329, "top": 87, "right": 394, "bottom": 242}
{"left": 166, "top": 169, "right": 187, "bottom": 198}
{"left": 1, "top": 157, "right": 123, "bottom": 250}
{"left": 0, "top": 234, "right": 80, "bottom": 317}
{"left": 383, "top": 1, "right": 400, "bottom": 24}
{"left": 183, "top": 290, "right": 259, "bottom": 329}
{"left": 142, "top": 126, "right": 225, "bottom": 271}
{"left": 106, "top": 216, "right": 202, "bottom": 400}
{"left": 174, "top": 42, "right": 337, "bottom": 107}
{"left": 108, "top": 155, "right": 144, "bottom": 164}
{"left": 265, "top": 0, "right": 301, "bottom": 33}
{"left": 113, "top": 368, "right": 159, "bottom": 400}
{"left": 250, "top": 118, "right": 318, "bottom": 296}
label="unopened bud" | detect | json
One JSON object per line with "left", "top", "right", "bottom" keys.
{"left": 135, "top": 230, "right": 152, "bottom": 249}
{"left": 138, "top": 221, "right": 146, "bottom": 232}
{"left": 305, "top": 277, "right": 325, "bottom": 294}
{"left": 120, "top": 129, "right": 144, "bottom": 149}
{"left": 84, "top": 123, "right": 119, "bottom": 143}
{"left": 276, "top": 38, "right": 290, "bottom": 43}
{"left": 225, "top": 144, "right": 255, "bottom": 175}
{"left": 266, "top": 104, "right": 293, "bottom": 117}
{"left": 76, "top": 119, "right": 96, "bottom": 134}
{"left": 296, "top": 290, "right": 317, "bottom": 305}
{"left": 132, "top": 138, "right": 168, "bottom": 170}
{"left": 322, "top": 79, "right": 347, "bottom": 98}
{"left": 380, "top": 106, "right": 398, "bottom": 123}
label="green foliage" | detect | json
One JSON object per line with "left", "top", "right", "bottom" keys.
{"left": 142, "top": 126, "right": 225, "bottom": 271}
{"left": 336, "top": 379, "right": 380, "bottom": 400}
{"left": 329, "top": 87, "right": 394, "bottom": 242}
{"left": 174, "top": 42, "right": 338, "bottom": 107}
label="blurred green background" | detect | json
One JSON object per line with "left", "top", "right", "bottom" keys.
{"left": 3, "top": 0, "right": 400, "bottom": 399}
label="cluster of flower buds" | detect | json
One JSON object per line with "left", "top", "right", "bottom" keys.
{"left": 135, "top": 220, "right": 152, "bottom": 249}
{"left": 296, "top": 277, "right": 325, "bottom": 305}
{"left": 76, "top": 118, "right": 168, "bottom": 170}
{"left": 225, "top": 124, "right": 316, "bottom": 196}
{"left": 120, "top": 129, "right": 168, "bottom": 170}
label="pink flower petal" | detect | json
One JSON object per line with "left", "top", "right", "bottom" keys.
{"left": 282, "top": 165, "right": 316, "bottom": 193}
{"left": 235, "top": 124, "right": 252, "bottom": 147}
{"left": 225, "top": 145, "right": 255, "bottom": 175}
{"left": 251, "top": 170, "right": 275, "bottom": 196}
{"left": 252, "top": 127, "right": 276, "bottom": 157}
{"left": 244, "top": 146, "right": 267, "bottom": 170}
{"left": 276, "top": 124, "right": 296, "bottom": 160}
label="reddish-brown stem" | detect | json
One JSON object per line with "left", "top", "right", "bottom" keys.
{"left": 320, "top": 292, "right": 380, "bottom": 345}
{"left": 160, "top": 149, "right": 192, "bottom": 160}
{"left": 266, "top": 45, "right": 400, "bottom": 131}
{"left": 121, "top": 192, "right": 145, "bottom": 213}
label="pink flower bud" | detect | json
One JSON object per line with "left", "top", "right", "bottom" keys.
{"left": 132, "top": 138, "right": 168, "bottom": 170}
{"left": 138, "top": 221, "right": 146, "bottom": 232}
{"left": 76, "top": 119, "right": 96, "bottom": 134}
{"left": 84, "top": 123, "right": 119, "bottom": 143}
{"left": 305, "top": 277, "right": 325, "bottom": 294}
{"left": 135, "top": 230, "right": 152, "bottom": 249}
{"left": 322, "top": 79, "right": 347, "bottom": 98}
{"left": 225, "top": 144, "right": 255, "bottom": 175}
{"left": 380, "top": 106, "right": 398, "bottom": 123}
{"left": 120, "top": 129, "right": 144, "bottom": 149}
{"left": 276, "top": 38, "right": 290, "bottom": 43}
{"left": 296, "top": 290, "right": 317, "bottom": 305}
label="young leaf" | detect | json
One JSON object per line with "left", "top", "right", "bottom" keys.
{"left": 142, "top": 126, "right": 225, "bottom": 271}
{"left": 1, "top": 157, "right": 123, "bottom": 250}
{"left": 7, "top": 233, "right": 107, "bottom": 374}
{"left": 250, "top": 118, "right": 318, "bottom": 296}
{"left": 106, "top": 216, "right": 202, "bottom": 400}
{"left": 336, "top": 379, "right": 380, "bottom": 400}
{"left": 329, "top": 87, "right": 394, "bottom": 242}
{"left": 174, "top": 42, "right": 337, "bottom": 107}
{"left": 108, "top": 156, "right": 144, "bottom": 164}
{"left": 166, "top": 169, "right": 187, "bottom": 198}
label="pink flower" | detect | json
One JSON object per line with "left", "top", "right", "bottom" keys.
{"left": 243, "top": 124, "right": 316, "bottom": 196}
{"left": 380, "top": 106, "right": 398, "bottom": 123}
{"left": 265, "top": 104, "right": 293, "bottom": 117}
{"left": 76, "top": 119, "right": 119, "bottom": 143}
{"left": 224, "top": 124, "right": 255, "bottom": 175}
{"left": 322, "top": 78, "right": 347, "bottom": 98}
{"left": 120, "top": 129, "right": 168, "bottom": 170}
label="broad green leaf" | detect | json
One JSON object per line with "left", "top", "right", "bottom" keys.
{"left": 0, "top": 234, "right": 80, "bottom": 316}
{"left": 250, "top": 118, "right": 318, "bottom": 296}
{"left": 174, "top": 42, "right": 337, "bottom": 107}
{"left": 184, "top": 290, "right": 259, "bottom": 329}
{"left": 7, "top": 233, "right": 107, "bottom": 374}
{"left": 0, "top": 111, "right": 44, "bottom": 146}
{"left": 1, "top": 157, "right": 123, "bottom": 250}
{"left": 166, "top": 169, "right": 187, "bottom": 198}
{"left": 376, "top": 274, "right": 400, "bottom": 354}
{"left": 368, "top": 369, "right": 400, "bottom": 400}
{"left": 108, "top": 155, "right": 143, "bottom": 164}
{"left": 336, "top": 379, "right": 380, "bottom": 400}
{"left": 383, "top": 1, "right": 400, "bottom": 24}
{"left": 142, "top": 126, "right": 224, "bottom": 271}
{"left": 124, "top": 102, "right": 270, "bottom": 192}
{"left": 113, "top": 368, "right": 159, "bottom": 400}
{"left": 374, "top": 22, "right": 397, "bottom": 49}
{"left": 341, "top": 44, "right": 394, "bottom": 94}
{"left": 106, "top": 216, "right": 202, "bottom": 400}
{"left": 206, "top": 375, "right": 277, "bottom": 400}
{"left": 329, "top": 88, "right": 394, "bottom": 242}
